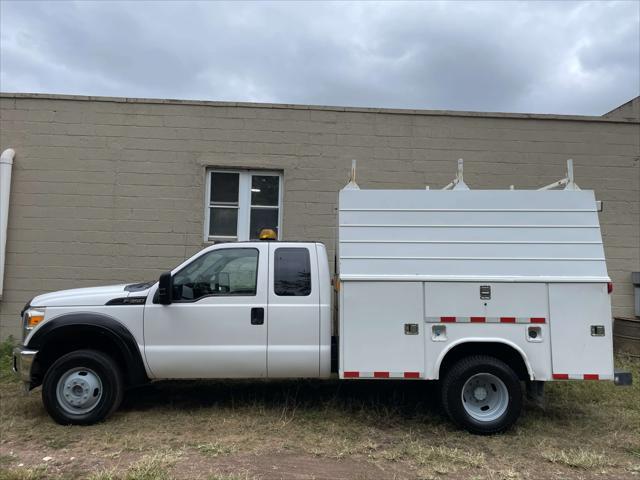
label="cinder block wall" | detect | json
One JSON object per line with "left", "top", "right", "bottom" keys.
{"left": 1, "top": 93, "right": 638, "bottom": 339}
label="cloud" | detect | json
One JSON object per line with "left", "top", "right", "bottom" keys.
{"left": 1, "top": 0, "right": 638, "bottom": 115}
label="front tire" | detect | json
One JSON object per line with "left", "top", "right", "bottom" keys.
{"left": 42, "top": 350, "right": 123, "bottom": 425}
{"left": 441, "top": 355, "right": 522, "bottom": 435}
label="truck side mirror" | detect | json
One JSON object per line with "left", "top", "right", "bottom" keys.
{"left": 157, "top": 271, "right": 173, "bottom": 305}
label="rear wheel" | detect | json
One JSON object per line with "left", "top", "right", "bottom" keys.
{"left": 42, "top": 350, "right": 123, "bottom": 425}
{"left": 441, "top": 355, "right": 522, "bottom": 434}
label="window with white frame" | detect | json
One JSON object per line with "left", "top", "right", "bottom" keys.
{"left": 205, "top": 170, "right": 283, "bottom": 242}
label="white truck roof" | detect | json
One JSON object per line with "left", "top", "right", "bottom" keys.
{"left": 338, "top": 164, "right": 609, "bottom": 283}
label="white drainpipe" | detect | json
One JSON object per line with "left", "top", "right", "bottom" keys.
{"left": 0, "top": 148, "right": 15, "bottom": 301}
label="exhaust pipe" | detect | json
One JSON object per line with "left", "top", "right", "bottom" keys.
{"left": 0, "top": 148, "right": 15, "bottom": 300}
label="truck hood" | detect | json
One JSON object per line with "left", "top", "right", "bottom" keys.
{"left": 31, "top": 283, "right": 150, "bottom": 307}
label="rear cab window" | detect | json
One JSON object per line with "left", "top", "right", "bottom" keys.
{"left": 274, "top": 247, "right": 311, "bottom": 296}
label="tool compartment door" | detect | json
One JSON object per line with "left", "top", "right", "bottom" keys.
{"left": 340, "top": 281, "right": 424, "bottom": 377}
{"left": 549, "top": 283, "right": 614, "bottom": 379}
{"left": 423, "top": 281, "right": 552, "bottom": 380}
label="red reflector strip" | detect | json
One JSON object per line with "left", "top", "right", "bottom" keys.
{"left": 343, "top": 371, "right": 359, "bottom": 378}
{"left": 530, "top": 317, "right": 546, "bottom": 324}
{"left": 404, "top": 371, "right": 420, "bottom": 379}
{"left": 441, "top": 316, "right": 456, "bottom": 323}
{"left": 470, "top": 317, "right": 486, "bottom": 323}
{"left": 553, "top": 373, "right": 569, "bottom": 380}
{"left": 500, "top": 317, "right": 516, "bottom": 323}
{"left": 583, "top": 374, "right": 599, "bottom": 380}
{"left": 374, "top": 371, "right": 390, "bottom": 378}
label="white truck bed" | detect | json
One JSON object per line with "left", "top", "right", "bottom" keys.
{"left": 338, "top": 187, "right": 613, "bottom": 382}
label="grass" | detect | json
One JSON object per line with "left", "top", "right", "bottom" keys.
{"left": 206, "top": 475, "right": 252, "bottom": 480}
{"left": 0, "top": 336, "right": 639, "bottom": 479}
{"left": 0, "top": 466, "right": 49, "bottom": 480}
{"left": 0, "top": 337, "right": 15, "bottom": 383}
{"left": 195, "top": 442, "right": 238, "bottom": 457}
{"left": 385, "top": 440, "right": 486, "bottom": 477}
{"left": 87, "top": 453, "right": 178, "bottom": 480}
{"left": 541, "top": 448, "right": 608, "bottom": 469}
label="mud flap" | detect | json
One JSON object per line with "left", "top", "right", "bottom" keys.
{"left": 614, "top": 369, "right": 632, "bottom": 386}
{"left": 526, "top": 381, "right": 545, "bottom": 409}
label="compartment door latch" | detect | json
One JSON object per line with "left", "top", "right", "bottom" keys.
{"left": 480, "top": 285, "right": 491, "bottom": 300}
{"left": 404, "top": 323, "right": 419, "bottom": 335}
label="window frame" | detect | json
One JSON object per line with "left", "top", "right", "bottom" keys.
{"left": 171, "top": 247, "right": 260, "bottom": 302}
{"left": 204, "top": 169, "right": 283, "bottom": 242}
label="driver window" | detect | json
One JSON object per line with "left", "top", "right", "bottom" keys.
{"left": 172, "top": 248, "right": 258, "bottom": 301}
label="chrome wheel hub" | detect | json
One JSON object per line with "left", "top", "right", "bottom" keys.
{"left": 56, "top": 367, "right": 103, "bottom": 415}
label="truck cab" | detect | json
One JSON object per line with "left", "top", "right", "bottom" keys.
{"left": 143, "top": 240, "right": 332, "bottom": 379}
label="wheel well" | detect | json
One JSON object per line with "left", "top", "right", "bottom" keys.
{"left": 29, "top": 325, "right": 148, "bottom": 389}
{"left": 438, "top": 342, "right": 530, "bottom": 381}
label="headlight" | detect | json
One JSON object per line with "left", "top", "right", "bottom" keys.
{"left": 23, "top": 307, "right": 46, "bottom": 340}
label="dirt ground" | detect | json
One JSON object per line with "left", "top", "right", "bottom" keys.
{"left": 0, "top": 346, "right": 638, "bottom": 480}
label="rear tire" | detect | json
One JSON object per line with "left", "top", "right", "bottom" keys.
{"left": 42, "top": 349, "right": 123, "bottom": 425}
{"left": 441, "top": 355, "right": 522, "bottom": 435}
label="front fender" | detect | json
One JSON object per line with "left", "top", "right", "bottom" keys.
{"left": 26, "top": 312, "right": 149, "bottom": 387}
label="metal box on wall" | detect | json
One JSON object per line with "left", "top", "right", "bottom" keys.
{"left": 632, "top": 272, "right": 640, "bottom": 318}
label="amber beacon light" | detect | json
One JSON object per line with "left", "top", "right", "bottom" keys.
{"left": 259, "top": 229, "right": 277, "bottom": 241}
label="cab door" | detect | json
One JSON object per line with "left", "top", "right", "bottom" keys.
{"left": 143, "top": 244, "right": 268, "bottom": 379}
{"left": 267, "top": 243, "right": 320, "bottom": 377}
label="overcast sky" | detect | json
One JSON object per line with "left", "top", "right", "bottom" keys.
{"left": 1, "top": 1, "right": 638, "bottom": 115}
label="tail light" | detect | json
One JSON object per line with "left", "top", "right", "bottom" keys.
{"left": 607, "top": 282, "right": 613, "bottom": 294}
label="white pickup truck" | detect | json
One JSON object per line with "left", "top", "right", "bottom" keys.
{"left": 13, "top": 160, "right": 631, "bottom": 434}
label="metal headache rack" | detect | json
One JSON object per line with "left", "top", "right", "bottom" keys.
{"left": 347, "top": 157, "right": 586, "bottom": 192}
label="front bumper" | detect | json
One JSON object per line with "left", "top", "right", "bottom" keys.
{"left": 12, "top": 346, "right": 38, "bottom": 387}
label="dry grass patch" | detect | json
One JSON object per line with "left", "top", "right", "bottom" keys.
{"left": 87, "top": 452, "right": 178, "bottom": 480}
{"left": 0, "top": 466, "right": 49, "bottom": 480}
{"left": 382, "top": 438, "right": 486, "bottom": 477}
{"left": 308, "top": 436, "right": 380, "bottom": 459}
{"left": 195, "top": 442, "right": 238, "bottom": 457}
{"left": 541, "top": 448, "right": 608, "bottom": 469}
{"left": 476, "top": 469, "right": 521, "bottom": 480}
{"left": 206, "top": 473, "right": 254, "bottom": 480}
{"left": 401, "top": 440, "right": 485, "bottom": 477}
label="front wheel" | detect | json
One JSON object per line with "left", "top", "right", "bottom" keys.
{"left": 441, "top": 355, "right": 522, "bottom": 435}
{"left": 42, "top": 350, "right": 123, "bottom": 425}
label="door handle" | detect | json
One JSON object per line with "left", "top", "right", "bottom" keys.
{"left": 251, "top": 307, "right": 264, "bottom": 325}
